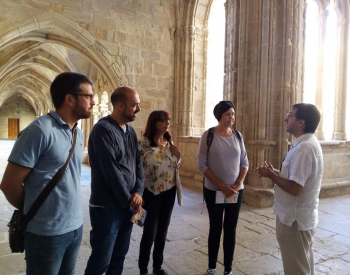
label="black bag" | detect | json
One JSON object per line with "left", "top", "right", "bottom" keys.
{"left": 8, "top": 209, "right": 27, "bottom": 253}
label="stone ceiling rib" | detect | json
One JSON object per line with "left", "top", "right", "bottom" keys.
{"left": 0, "top": 11, "right": 119, "bottom": 87}
{"left": 0, "top": 85, "right": 47, "bottom": 115}
{"left": 0, "top": 9, "right": 128, "bottom": 115}
{"left": 0, "top": 68, "right": 53, "bottom": 112}
{"left": 0, "top": 40, "right": 42, "bottom": 77}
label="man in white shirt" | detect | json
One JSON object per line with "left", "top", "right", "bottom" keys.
{"left": 256, "top": 103, "right": 323, "bottom": 275}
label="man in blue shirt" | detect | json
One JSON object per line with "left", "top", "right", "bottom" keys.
{"left": 0, "top": 72, "right": 95, "bottom": 275}
{"left": 85, "top": 86, "right": 144, "bottom": 275}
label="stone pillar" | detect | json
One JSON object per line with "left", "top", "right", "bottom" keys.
{"left": 81, "top": 117, "right": 92, "bottom": 164}
{"left": 314, "top": 9, "right": 326, "bottom": 140}
{"left": 223, "top": 0, "right": 239, "bottom": 102}
{"left": 83, "top": 118, "right": 92, "bottom": 150}
{"left": 333, "top": 17, "right": 348, "bottom": 140}
{"left": 174, "top": 25, "right": 195, "bottom": 138}
{"left": 173, "top": 0, "right": 210, "bottom": 189}
{"left": 224, "top": 0, "right": 305, "bottom": 207}
{"left": 174, "top": 24, "right": 207, "bottom": 138}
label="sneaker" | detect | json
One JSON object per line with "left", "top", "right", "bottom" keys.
{"left": 204, "top": 269, "right": 216, "bottom": 275}
{"left": 153, "top": 269, "right": 169, "bottom": 275}
{"left": 223, "top": 272, "right": 233, "bottom": 275}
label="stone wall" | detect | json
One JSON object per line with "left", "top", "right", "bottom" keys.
{"left": 320, "top": 141, "right": 350, "bottom": 198}
{"left": 179, "top": 136, "right": 350, "bottom": 206}
{"left": 0, "top": 97, "right": 37, "bottom": 139}
{"left": 0, "top": 0, "right": 177, "bottom": 138}
{"left": 1, "top": 0, "right": 350, "bottom": 207}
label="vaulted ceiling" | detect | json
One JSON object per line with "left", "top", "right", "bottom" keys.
{"left": 0, "top": 29, "right": 98, "bottom": 115}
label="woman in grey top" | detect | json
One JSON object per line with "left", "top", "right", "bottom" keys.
{"left": 197, "top": 101, "right": 249, "bottom": 275}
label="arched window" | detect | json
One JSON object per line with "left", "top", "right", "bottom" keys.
{"left": 322, "top": 3, "right": 337, "bottom": 140}
{"left": 205, "top": 0, "right": 226, "bottom": 128}
{"left": 303, "top": 0, "right": 319, "bottom": 105}
{"left": 303, "top": 0, "right": 348, "bottom": 140}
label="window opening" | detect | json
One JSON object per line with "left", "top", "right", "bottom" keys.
{"left": 205, "top": 0, "right": 226, "bottom": 128}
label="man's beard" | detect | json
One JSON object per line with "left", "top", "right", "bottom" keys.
{"left": 122, "top": 110, "right": 137, "bottom": 122}
{"left": 73, "top": 106, "right": 92, "bottom": 119}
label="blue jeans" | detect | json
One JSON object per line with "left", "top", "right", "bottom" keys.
{"left": 84, "top": 206, "right": 134, "bottom": 275}
{"left": 24, "top": 225, "right": 83, "bottom": 275}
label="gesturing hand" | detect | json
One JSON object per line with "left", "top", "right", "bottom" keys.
{"left": 256, "top": 161, "right": 274, "bottom": 178}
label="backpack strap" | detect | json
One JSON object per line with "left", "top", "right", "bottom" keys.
{"left": 233, "top": 129, "right": 242, "bottom": 143}
{"left": 202, "top": 127, "right": 215, "bottom": 213}
{"left": 207, "top": 128, "right": 241, "bottom": 154}
{"left": 206, "top": 127, "right": 215, "bottom": 154}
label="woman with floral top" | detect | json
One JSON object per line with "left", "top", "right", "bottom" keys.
{"left": 138, "top": 110, "right": 181, "bottom": 275}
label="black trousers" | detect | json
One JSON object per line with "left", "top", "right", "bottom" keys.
{"left": 138, "top": 186, "right": 176, "bottom": 274}
{"left": 204, "top": 187, "right": 243, "bottom": 272}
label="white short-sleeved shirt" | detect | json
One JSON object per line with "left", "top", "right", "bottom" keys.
{"left": 273, "top": 133, "right": 323, "bottom": 231}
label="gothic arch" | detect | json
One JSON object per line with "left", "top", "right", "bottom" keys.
{"left": 174, "top": 0, "right": 215, "bottom": 137}
{"left": 0, "top": 10, "right": 129, "bottom": 116}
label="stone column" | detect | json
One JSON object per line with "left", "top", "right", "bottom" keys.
{"left": 223, "top": 0, "right": 239, "bottom": 102}
{"left": 173, "top": 24, "right": 207, "bottom": 138}
{"left": 314, "top": 8, "right": 326, "bottom": 140}
{"left": 81, "top": 117, "right": 91, "bottom": 164}
{"left": 173, "top": 25, "right": 195, "bottom": 138}
{"left": 224, "top": 0, "right": 305, "bottom": 206}
{"left": 333, "top": 17, "right": 348, "bottom": 140}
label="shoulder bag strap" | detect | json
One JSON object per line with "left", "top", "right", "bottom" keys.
{"left": 24, "top": 129, "right": 77, "bottom": 224}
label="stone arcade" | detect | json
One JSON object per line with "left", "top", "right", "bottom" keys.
{"left": 0, "top": 0, "right": 350, "bottom": 206}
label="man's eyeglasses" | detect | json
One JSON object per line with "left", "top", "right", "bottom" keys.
{"left": 71, "top": 94, "right": 94, "bottom": 101}
{"left": 286, "top": 112, "right": 296, "bottom": 118}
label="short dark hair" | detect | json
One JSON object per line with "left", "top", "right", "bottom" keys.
{"left": 50, "top": 72, "right": 93, "bottom": 109}
{"left": 111, "top": 86, "right": 129, "bottom": 106}
{"left": 144, "top": 110, "right": 171, "bottom": 147}
{"left": 292, "top": 103, "right": 321, "bottom": 133}
{"left": 213, "top": 101, "right": 236, "bottom": 121}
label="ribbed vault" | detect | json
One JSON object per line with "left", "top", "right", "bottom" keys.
{"left": 0, "top": 10, "right": 123, "bottom": 116}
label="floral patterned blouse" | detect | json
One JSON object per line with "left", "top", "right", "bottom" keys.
{"left": 139, "top": 136, "right": 179, "bottom": 195}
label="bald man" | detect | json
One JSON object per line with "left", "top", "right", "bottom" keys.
{"left": 85, "top": 87, "right": 144, "bottom": 275}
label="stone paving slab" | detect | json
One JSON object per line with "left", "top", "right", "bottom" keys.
{"left": 235, "top": 254, "right": 284, "bottom": 275}
{"left": 316, "top": 258, "right": 350, "bottom": 275}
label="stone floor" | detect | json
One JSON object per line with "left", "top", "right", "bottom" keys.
{"left": 0, "top": 139, "right": 350, "bottom": 275}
